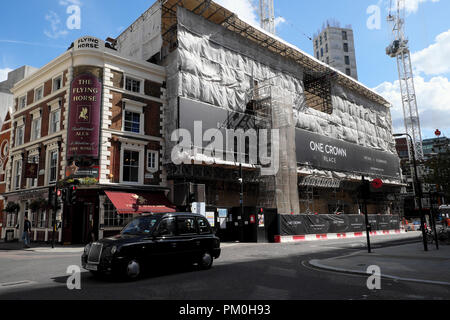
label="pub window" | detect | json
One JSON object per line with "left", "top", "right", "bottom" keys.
{"left": 6, "top": 212, "right": 17, "bottom": 228}
{"left": 28, "top": 155, "right": 39, "bottom": 188}
{"left": 49, "top": 109, "right": 61, "bottom": 134}
{"left": 13, "top": 159, "right": 22, "bottom": 190}
{"left": 31, "top": 117, "right": 41, "bottom": 141}
{"left": 52, "top": 75, "right": 63, "bottom": 92}
{"left": 48, "top": 150, "right": 58, "bottom": 183}
{"left": 103, "top": 198, "right": 133, "bottom": 227}
{"left": 18, "top": 95, "right": 27, "bottom": 110}
{"left": 15, "top": 125, "right": 24, "bottom": 146}
{"left": 124, "top": 111, "right": 141, "bottom": 134}
{"left": 147, "top": 150, "right": 159, "bottom": 172}
{"left": 125, "top": 76, "right": 142, "bottom": 94}
{"left": 123, "top": 150, "right": 140, "bottom": 183}
{"left": 34, "top": 85, "right": 44, "bottom": 102}
{"left": 38, "top": 211, "right": 47, "bottom": 228}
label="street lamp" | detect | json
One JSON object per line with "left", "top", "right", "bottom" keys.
{"left": 393, "top": 133, "right": 428, "bottom": 251}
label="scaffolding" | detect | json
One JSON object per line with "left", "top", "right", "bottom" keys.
{"left": 303, "top": 70, "right": 337, "bottom": 114}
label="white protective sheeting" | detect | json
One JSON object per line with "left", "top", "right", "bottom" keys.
{"left": 116, "top": 2, "right": 163, "bottom": 61}
{"left": 173, "top": 8, "right": 396, "bottom": 156}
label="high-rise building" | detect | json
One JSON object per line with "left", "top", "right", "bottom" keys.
{"left": 313, "top": 24, "right": 358, "bottom": 80}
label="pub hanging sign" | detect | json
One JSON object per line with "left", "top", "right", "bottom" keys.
{"left": 67, "top": 73, "right": 102, "bottom": 159}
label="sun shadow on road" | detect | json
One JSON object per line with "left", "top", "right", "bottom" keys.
{"left": 2, "top": 237, "right": 443, "bottom": 300}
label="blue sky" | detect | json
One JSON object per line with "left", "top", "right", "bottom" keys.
{"left": 1, "top": 0, "right": 449, "bottom": 139}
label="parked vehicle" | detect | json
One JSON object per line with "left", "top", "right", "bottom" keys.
{"left": 81, "top": 212, "right": 221, "bottom": 280}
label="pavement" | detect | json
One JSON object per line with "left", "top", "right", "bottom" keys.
{"left": 0, "top": 241, "right": 84, "bottom": 252}
{"left": 310, "top": 233, "right": 450, "bottom": 286}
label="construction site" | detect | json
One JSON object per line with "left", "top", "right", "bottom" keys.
{"left": 114, "top": 0, "right": 403, "bottom": 241}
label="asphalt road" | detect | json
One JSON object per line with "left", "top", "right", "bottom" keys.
{"left": 0, "top": 233, "right": 448, "bottom": 300}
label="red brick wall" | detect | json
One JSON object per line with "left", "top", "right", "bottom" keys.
{"left": 44, "top": 79, "right": 52, "bottom": 97}
{"left": 108, "top": 77, "right": 163, "bottom": 185}
{"left": 27, "top": 90, "right": 34, "bottom": 106}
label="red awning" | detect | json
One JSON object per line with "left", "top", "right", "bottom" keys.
{"left": 105, "top": 191, "right": 176, "bottom": 215}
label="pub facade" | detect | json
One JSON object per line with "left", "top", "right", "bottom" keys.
{"left": 1, "top": 36, "right": 173, "bottom": 244}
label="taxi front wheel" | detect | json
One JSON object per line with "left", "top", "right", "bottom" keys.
{"left": 124, "top": 259, "right": 141, "bottom": 280}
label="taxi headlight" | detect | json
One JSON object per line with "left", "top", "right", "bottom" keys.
{"left": 84, "top": 243, "right": 91, "bottom": 255}
{"left": 111, "top": 246, "right": 117, "bottom": 255}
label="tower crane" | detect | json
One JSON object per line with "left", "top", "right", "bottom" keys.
{"left": 386, "top": 0, "right": 424, "bottom": 162}
{"left": 259, "top": 0, "right": 275, "bottom": 34}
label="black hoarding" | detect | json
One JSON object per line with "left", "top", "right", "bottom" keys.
{"left": 295, "top": 129, "right": 401, "bottom": 179}
{"left": 279, "top": 214, "right": 400, "bottom": 236}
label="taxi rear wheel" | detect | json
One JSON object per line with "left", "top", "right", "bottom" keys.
{"left": 198, "top": 252, "right": 213, "bottom": 270}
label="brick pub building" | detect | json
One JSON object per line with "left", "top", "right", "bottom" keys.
{"left": 1, "top": 36, "right": 173, "bottom": 244}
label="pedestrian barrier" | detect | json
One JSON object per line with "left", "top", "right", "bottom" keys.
{"left": 274, "top": 229, "right": 405, "bottom": 243}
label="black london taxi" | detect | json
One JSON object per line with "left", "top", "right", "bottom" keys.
{"left": 81, "top": 212, "right": 221, "bottom": 279}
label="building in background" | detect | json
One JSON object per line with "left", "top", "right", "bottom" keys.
{"left": 422, "top": 136, "right": 449, "bottom": 207}
{"left": 422, "top": 137, "right": 450, "bottom": 159}
{"left": 394, "top": 135, "right": 450, "bottom": 217}
{"left": 0, "top": 67, "right": 38, "bottom": 126}
{"left": 313, "top": 21, "right": 358, "bottom": 80}
{"left": 395, "top": 137, "right": 415, "bottom": 216}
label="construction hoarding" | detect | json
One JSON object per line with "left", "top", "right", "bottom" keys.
{"left": 279, "top": 214, "right": 400, "bottom": 235}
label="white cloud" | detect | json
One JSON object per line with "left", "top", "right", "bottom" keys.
{"left": 214, "top": 0, "right": 259, "bottom": 26}
{"left": 44, "top": 0, "right": 82, "bottom": 39}
{"left": 374, "top": 75, "right": 450, "bottom": 136}
{"left": 391, "top": 0, "right": 440, "bottom": 14}
{"left": 214, "top": 0, "right": 285, "bottom": 30}
{"left": 375, "top": 26, "right": 450, "bottom": 137}
{"left": 44, "top": 11, "right": 68, "bottom": 39}
{"left": 59, "top": 0, "right": 82, "bottom": 6}
{"left": 412, "top": 29, "right": 450, "bottom": 76}
{"left": 274, "top": 16, "right": 286, "bottom": 28}
{"left": 0, "top": 68, "right": 13, "bottom": 82}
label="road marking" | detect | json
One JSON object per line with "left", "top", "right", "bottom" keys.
{"left": 24, "top": 248, "right": 84, "bottom": 253}
{"left": 308, "top": 259, "right": 450, "bottom": 287}
{"left": 0, "top": 280, "right": 37, "bottom": 290}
